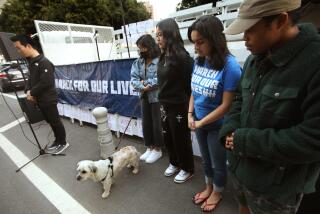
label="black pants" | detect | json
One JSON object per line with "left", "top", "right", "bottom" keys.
{"left": 160, "top": 102, "right": 194, "bottom": 173}
{"left": 39, "top": 103, "right": 66, "bottom": 144}
{"left": 142, "top": 99, "right": 163, "bottom": 147}
{"left": 297, "top": 175, "right": 320, "bottom": 214}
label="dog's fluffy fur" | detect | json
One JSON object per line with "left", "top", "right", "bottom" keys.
{"left": 76, "top": 146, "right": 140, "bottom": 198}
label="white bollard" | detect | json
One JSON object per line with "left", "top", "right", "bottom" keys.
{"left": 92, "top": 107, "right": 115, "bottom": 159}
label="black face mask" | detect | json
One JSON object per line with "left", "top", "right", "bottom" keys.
{"left": 139, "top": 51, "right": 149, "bottom": 59}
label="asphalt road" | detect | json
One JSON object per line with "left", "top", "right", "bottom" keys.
{"left": 0, "top": 91, "right": 238, "bottom": 214}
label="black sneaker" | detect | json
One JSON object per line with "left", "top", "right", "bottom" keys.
{"left": 54, "top": 143, "right": 70, "bottom": 154}
{"left": 46, "top": 141, "right": 59, "bottom": 151}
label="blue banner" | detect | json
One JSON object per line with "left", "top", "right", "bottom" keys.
{"left": 55, "top": 59, "right": 141, "bottom": 118}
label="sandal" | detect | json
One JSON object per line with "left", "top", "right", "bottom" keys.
{"left": 192, "top": 192, "right": 210, "bottom": 205}
{"left": 201, "top": 197, "right": 222, "bottom": 212}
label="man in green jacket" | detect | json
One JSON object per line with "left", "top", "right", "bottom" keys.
{"left": 219, "top": 0, "right": 320, "bottom": 213}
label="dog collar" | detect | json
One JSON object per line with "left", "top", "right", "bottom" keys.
{"left": 100, "top": 157, "right": 114, "bottom": 182}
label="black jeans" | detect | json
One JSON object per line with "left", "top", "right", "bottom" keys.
{"left": 39, "top": 103, "right": 66, "bottom": 144}
{"left": 297, "top": 175, "right": 320, "bottom": 214}
{"left": 160, "top": 102, "right": 194, "bottom": 173}
{"left": 141, "top": 99, "right": 163, "bottom": 147}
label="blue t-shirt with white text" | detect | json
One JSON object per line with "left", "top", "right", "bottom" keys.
{"left": 191, "top": 55, "right": 241, "bottom": 127}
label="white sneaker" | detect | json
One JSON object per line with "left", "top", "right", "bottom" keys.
{"left": 174, "top": 170, "right": 193, "bottom": 183}
{"left": 164, "top": 164, "right": 179, "bottom": 177}
{"left": 145, "top": 150, "right": 162, "bottom": 163}
{"left": 140, "top": 148, "right": 152, "bottom": 161}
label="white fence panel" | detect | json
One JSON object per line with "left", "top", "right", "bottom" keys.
{"left": 34, "top": 20, "right": 115, "bottom": 65}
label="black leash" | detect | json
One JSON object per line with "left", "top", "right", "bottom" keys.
{"left": 114, "top": 101, "right": 141, "bottom": 150}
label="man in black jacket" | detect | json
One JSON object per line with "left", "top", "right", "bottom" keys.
{"left": 11, "top": 35, "right": 68, "bottom": 154}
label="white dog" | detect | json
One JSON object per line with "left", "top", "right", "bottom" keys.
{"left": 76, "top": 146, "right": 141, "bottom": 198}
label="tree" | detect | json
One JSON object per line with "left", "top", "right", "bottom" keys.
{"left": 176, "top": 0, "right": 218, "bottom": 11}
{"left": 0, "top": 0, "right": 150, "bottom": 34}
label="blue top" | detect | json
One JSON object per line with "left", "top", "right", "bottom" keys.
{"left": 130, "top": 57, "right": 159, "bottom": 103}
{"left": 191, "top": 55, "right": 241, "bottom": 126}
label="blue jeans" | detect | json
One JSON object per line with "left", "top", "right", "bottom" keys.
{"left": 195, "top": 124, "right": 227, "bottom": 192}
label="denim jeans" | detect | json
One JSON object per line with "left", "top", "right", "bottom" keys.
{"left": 195, "top": 123, "right": 227, "bottom": 192}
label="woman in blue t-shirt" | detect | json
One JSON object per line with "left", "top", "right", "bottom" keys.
{"left": 187, "top": 15, "right": 241, "bottom": 212}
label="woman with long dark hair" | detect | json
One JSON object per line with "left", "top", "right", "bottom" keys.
{"left": 156, "top": 18, "right": 194, "bottom": 183}
{"left": 187, "top": 15, "right": 241, "bottom": 212}
{"left": 130, "top": 34, "right": 163, "bottom": 163}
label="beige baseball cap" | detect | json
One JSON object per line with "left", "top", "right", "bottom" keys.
{"left": 224, "top": 0, "right": 301, "bottom": 35}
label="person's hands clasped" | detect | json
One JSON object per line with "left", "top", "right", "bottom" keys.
{"left": 193, "top": 121, "right": 203, "bottom": 129}
{"left": 188, "top": 114, "right": 195, "bottom": 130}
{"left": 225, "top": 132, "right": 234, "bottom": 150}
{"left": 141, "top": 85, "right": 151, "bottom": 92}
{"left": 188, "top": 115, "right": 204, "bottom": 130}
{"left": 140, "top": 85, "right": 151, "bottom": 96}
{"left": 26, "top": 90, "right": 36, "bottom": 103}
